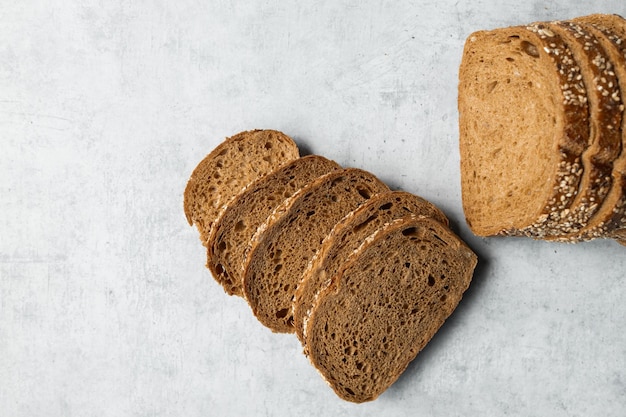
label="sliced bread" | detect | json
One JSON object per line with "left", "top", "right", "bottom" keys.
{"left": 293, "top": 190, "right": 449, "bottom": 344}
{"left": 552, "top": 15, "right": 626, "bottom": 242}
{"left": 304, "top": 216, "right": 477, "bottom": 403}
{"left": 242, "top": 168, "right": 390, "bottom": 333}
{"left": 183, "top": 130, "right": 299, "bottom": 244}
{"left": 207, "top": 155, "right": 341, "bottom": 296}
{"left": 459, "top": 24, "right": 590, "bottom": 237}
{"left": 532, "top": 20, "right": 622, "bottom": 238}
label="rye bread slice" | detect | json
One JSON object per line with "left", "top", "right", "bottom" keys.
{"left": 183, "top": 130, "right": 299, "bottom": 244}
{"left": 242, "top": 168, "right": 389, "bottom": 333}
{"left": 293, "top": 190, "right": 449, "bottom": 344}
{"left": 304, "top": 216, "right": 477, "bottom": 403}
{"left": 207, "top": 155, "right": 341, "bottom": 296}
{"left": 566, "top": 14, "right": 626, "bottom": 243}
{"left": 533, "top": 20, "right": 622, "bottom": 238}
{"left": 459, "top": 24, "right": 589, "bottom": 237}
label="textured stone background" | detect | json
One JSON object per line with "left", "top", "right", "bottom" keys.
{"left": 2, "top": 1, "right": 626, "bottom": 416}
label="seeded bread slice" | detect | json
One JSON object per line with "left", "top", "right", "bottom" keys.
{"left": 183, "top": 130, "right": 299, "bottom": 244}
{"left": 293, "top": 190, "right": 449, "bottom": 344}
{"left": 533, "top": 20, "right": 622, "bottom": 238}
{"left": 305, "top": 216, "right": 477, "bottom": 403}
{"left": 566, "top": 14, "right": 626, "bottom": 243}
{"left": 207, "top": 155, "right": 341, "bottom": 296}
{"left": 242, "top": 168, "right": 389, "bottom": 333}
{"left": 459, "top": 24, "right": 590, "bottom": 237}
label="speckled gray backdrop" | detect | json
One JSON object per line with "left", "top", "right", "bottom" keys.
{"left": 2, "top": 1, "right": 626, "bottom": 416}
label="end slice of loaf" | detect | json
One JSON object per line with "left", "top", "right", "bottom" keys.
{"left": 305, "top": 216, "right": 477, "bottom": 403}
{"left": 183, "top": 130, "right": 299, "bottom": 243}
{"left": 207, "top": 155, "right": 341, "bottom": 296}
{"left": 293, "top": 190, "right": 449, "bottom": 344}
{"left": 459, "top": 24, "right": 589, "bottom": 236}
{"left": 242, "top": 168, "right": 389, "bottom": 333}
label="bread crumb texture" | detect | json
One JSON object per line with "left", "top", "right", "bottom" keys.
{"left": 459, "top": 14, "right": 626, "bottom": 245}
{"left": 184, "top": 130, "right": 478, "bottom": 402}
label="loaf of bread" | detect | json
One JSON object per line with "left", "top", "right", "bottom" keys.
{"left": 242, "top": 168, "right": 390, "bottom": 333}
{"left": 459, "top": 14, "right": 626, "bottom": 244}
{"left": 184, "top": 130, "right": 299, "bottom": 244}
{"left": 304, "top": 215, "right": 477, "bottom": 403}
{"left": 207, "top": 155, "right": 340, "bottom": 296}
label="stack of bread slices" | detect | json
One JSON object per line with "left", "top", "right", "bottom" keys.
{"left": 184, "top": 129, "right": 477, "bottom": 403}
{"left": 459, "top": 14, "right": 626, "bottom": 245}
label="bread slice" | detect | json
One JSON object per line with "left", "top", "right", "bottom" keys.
{"left": 304, "top": 216, "right": 477, "bottom": 403}
{"left": 183, "top": 130, "right": 299, "bottom": 243}
{"left": 563, "top": 14, "right": 626, "bottom": 243}
{"left": 242, "top": 168, "right": 390, "bottom": 333}
{"left": 293, "top": 190, "right": 449, "bottom": 344}
{"left": 459, "top": 24, "right": 590, "bottom": 237}
{"left": 207, "top": 155, "right": 341, "bottom": 296}
{"left": 533, "top": 20, "right": 622, "bottom": 238}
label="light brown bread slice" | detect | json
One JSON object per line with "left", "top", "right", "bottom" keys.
{"left": 183, "top": 130, "right": 299, "bottom": 244}
{"left": 459, "top": 24, "right": 590, "bottom": 237}
{"left": 206, "top": 155, "right": 341, "bottom": 296}
{"left": 563, "top": 14, "right": 626, "bottom": 243}
{"left": 533, "top": 20, "right": 622, "bottom": 238}
{"left": 305, "top": 216, "right": 477, "bottom": 403}
{"left": 293, "top": 190, "right": 449, "bottom": 344}
{"left": 242, "top": 168, "right": 390, "bottom": 333}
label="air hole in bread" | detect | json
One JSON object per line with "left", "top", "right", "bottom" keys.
{"left": 487, "top": 80, "right": 498, "bottom": 93}
{"left": 234, "top": 220, "right": 245, "bottom": 231}
{"left": 307, "top": 210, "right": 316, "bottom": 217}
{"left": 520, "top": 40, "right": 540, "bottom": 57}
{"left": 427, "top": 274, "right": 435, "bottom": 286}
{"left": 217, "top": 240, "right": 226, "bottom": 251}
{"left": 379, "top": 202, "right": 393, "bottom": 210}
{"left": 401, "top": 226, "right": 419, "bottom": 237}
{"left": 276, "top": 308, "right": 289, "bottom": 318}
{"left": 506, "top": 57, "right": 515, "bottom": 62}
{"left": 264, "top": 141, "right": 273, "bottom": 150}
{"left": 354, "top": 214, "right": 378, "bottom": 232}
{"left": 357, "top": 187, "right": 372, "bottom": 199}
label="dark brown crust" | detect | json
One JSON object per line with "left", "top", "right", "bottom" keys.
{"left": 293, "top": 190, "right": 449, "bottom": 344}
{"left": 530, "top": 20, "right": 622, "bottom": 238}
{"left": 557, "top": 16, "right": 626, "bottom": 241}
{"left": 206, "top": 155, "right": 341, "bottom": 296}
{"left": 497, "top": 23, "right": 588, "bottom": 237}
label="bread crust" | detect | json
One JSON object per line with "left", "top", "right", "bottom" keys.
{"left": 521, "top": 20, "right": 622, "bottom": 238}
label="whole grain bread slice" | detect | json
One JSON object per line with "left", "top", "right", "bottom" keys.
{"left": 532, "top": 20, "right": 622, "bottom": 238}
{"left": 183, "top": 130, "right": 299, "bottom": 244}
{"left": 207, "top": 155, "right": 341, "bottom": 296}
{"left": 304, "top": 216, "right": 477, "bottom": 403}
{"left": 459, "top": 24, "right": 590, "bottom": 237}
{"left": 242, "top": 168, "right": 389, "bottom": 333}
{"left": 293, "top": 190, "right": 449, "bottom": 344}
